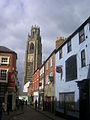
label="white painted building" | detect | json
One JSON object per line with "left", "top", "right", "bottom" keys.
{"left": 55, "top": 17, "right": 90, "bottom": 119}
{"left": 23, "top": 81, "right": 30, "bottom": 93}
{"left": 32, "top": 69, "right": 40, "bottom": 108}
{"left": 39, "top": 65, "right": 44, "bottom": 91}
{"left": 39, "top": 64, "right": 44, "bottom": 110}
{"left": 23, "top": 81, "right": 30, "bottom": 101}
{"left": 33, "top": 91, "right": 39, "bottom": 103}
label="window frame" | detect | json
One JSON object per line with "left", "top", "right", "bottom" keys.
{"left": 59, "top": 92, "right": 75, "bottom": 111}
{"left": 0, "top": 56, "right": 9, "bottom": 65}
{"left": 67, "top": 40, "right": 72, "bottom": 53}
{"left": 59, "top": 93, "right": 64, "bottom": 108}
{"left": 89, "top": 22, "right": 90, "bottom": 30}
{"left": 66, "top": 55, "right": 77, "bottom": 82}
{"left": 59, "top": 48, "right": 62, "bottom": 59}
{"left": 79, "top": 28, "right": 85, "bottom": 44}
{"left": 49, "top": 72, "right": 53, "bottom": 83}
{"left": 65, "top": 92, "right": 75, "bottom": 111}
{"left": 81, "top": 49, "right": 86, "bottom": 67}
{"left": 0, "top": 69, "right": 8, "bottom": 82}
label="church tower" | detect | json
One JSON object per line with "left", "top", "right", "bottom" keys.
{"left": 23, "top": 25, "right": 42, "bottom": 85}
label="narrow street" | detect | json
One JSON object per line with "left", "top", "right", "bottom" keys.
{"left": 5, "top": 106, "right": 66, "bottom": 120}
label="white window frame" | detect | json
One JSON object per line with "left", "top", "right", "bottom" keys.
{"left": 67, "top": 40, "right": 72, "bottom": 53}
{"left": 81, "top": 49, "right": 86, "bottom": 67}
{"left": 79, "top": 28, "right": 85, "bottom": 44}
{"left": 0, "top": 56, "right": 9, "bottom": 65}
{"left": 39, "top": 79, "right": 44, "bottom": 90}
{"left": 0, "top": 68, "right": 8, "bottom": 83}
{"left": 59, "top": 48, "right": 62, "bottom": 59}
{"left": 49, "top": 72, "right": 53, "bottom": 83}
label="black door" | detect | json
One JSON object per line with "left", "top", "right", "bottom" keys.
{"left": 7, "top": 95, "right": 12, "bottom": 111}
{"left": 79, "top": 80, "right": 89, "bottom": 120}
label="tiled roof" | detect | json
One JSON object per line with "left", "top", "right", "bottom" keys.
{"left": 0, "top": 46, "right": 16, "bottom": 54}
{"left": 0, "top": 46, "right": 17, "bottom": 58}
{"left": 0, "top": 46, "right": 13, "bottom": 52}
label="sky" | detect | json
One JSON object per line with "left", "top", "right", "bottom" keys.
{"left": 0, "top": 0, "right": 90, "bottom": 91}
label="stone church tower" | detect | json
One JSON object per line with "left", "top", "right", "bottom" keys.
{"left": 23, "top": 25, "right": 42, "bottom": 85}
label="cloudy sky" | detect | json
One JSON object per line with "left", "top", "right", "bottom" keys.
{"left": 0, "top": 0, "right": 90, "bottom": 90}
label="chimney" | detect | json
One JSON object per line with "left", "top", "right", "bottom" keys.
{"left": 56, "top": 36, "right": 65, "bottom": 50}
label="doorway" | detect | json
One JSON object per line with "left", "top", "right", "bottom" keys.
{"left": 78, "top": 79, "right": 89, "bottom": 120}
{"left": 7, "top": 95, "right": 12, "bottom": 111}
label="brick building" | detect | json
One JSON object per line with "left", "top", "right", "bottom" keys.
{"left": 44, "top": 50, "right": 56, "bottom": 113}
{"left": 39, "top": 64, "right": 45, "bottom": 110}
{"left": 32, "top": 69, "right": 40, "bottom": 107}
{"left": 0, "top": 46, "right": 17, "bottom": 111}
{"left": 28, "top": 82, "right": 33, "bottom": 104}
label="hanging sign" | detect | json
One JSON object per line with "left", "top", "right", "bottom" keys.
{"left": 56, "top": 66, "right": 62, "bottom": 73}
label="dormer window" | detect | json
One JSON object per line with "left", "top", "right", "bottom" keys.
{"left": 79, "top": 28, "right": 85, "bottom": 44}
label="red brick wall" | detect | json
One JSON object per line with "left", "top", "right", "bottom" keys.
{"left": 32, "top": 69, "right": 40, "bottom": 93}
{"left": 44, "top": 52, "right": 55, "bottom": 85}
{"left": 0, "top": 53, "right": 17, "bottom": 72}
{"left": 0, "top": 52, "right": 17, "bottom": 87}
{"left": 28, "top": 85, "right": 33, "bottom": 95}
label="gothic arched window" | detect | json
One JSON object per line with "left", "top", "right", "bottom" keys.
{"left": 30, "top": 43, "right": 34, "bottom": 53}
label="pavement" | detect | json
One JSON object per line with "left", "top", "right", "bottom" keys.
{"left": 2, "top": 105, "right": 66, "bottom": 120}
{"left": 30, "top": 106, "right": 65, "bottom": 120}
{"left": 2, "top": 109, "right": 24, "bottom": 120}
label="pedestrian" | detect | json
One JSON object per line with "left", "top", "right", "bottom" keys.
{"left": 16, "top": 99, "right": 19, "bottom": 110}
{"left": 35, "top": 99, "right": 37, "bottom": 109}
{"left": 17, "top": 99, "right": 20, "bottom": 110}
{"left": 7, "top": 102, "right": 10, "bottom": 115}
{"left": 21, "top": 99, "right": 24, "bottom": 111}
{"left": 2, "top": 102, "right": 6, "bottom": 116}
{"left": 2, "top": 102, "right": 6, "bottom": 112}
{"left": 0, "top": 104, "right": 3, "bottom": 120}
{"left": 16, "top": 99, "right": 18, "bottom": 110}
{"left": 25, "top": 100, "right": 27, "bottom": 106}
